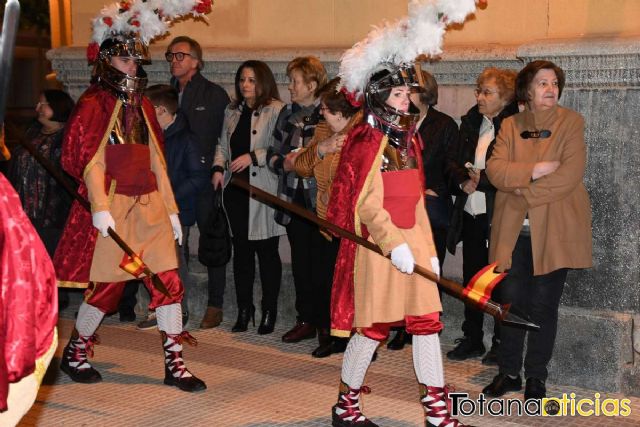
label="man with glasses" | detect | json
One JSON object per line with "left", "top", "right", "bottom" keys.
{"left": 146, "top": 36, "right": 230, "bottom": 330}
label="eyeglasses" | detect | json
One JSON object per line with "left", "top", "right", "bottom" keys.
{"left": 474, "top": 88, "right": 498, "bottom": 97}
{"left": 165, "top": 51, "right": 193, "bottom": 62}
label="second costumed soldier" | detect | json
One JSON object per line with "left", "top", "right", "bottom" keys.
{"left": 53, "top": 0, "right": 213, "bottom": 393}
{"left": 327, "top": 1, "right": 484, "bottom": 426}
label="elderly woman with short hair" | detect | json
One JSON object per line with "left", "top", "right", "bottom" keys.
{"left": 482, "top": 60, "right": 592, "bottom": 400}
{"left": 267, "top": 56, "right": 328, "bottom": 344}
{"left": 445, "top": 67, "right": 519, "bottom": 364}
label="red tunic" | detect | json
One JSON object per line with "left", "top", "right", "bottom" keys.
{"left": 0, "top": 173, "right": 57, "bottom": 411}
{"left": 52, "top": 84, "right": 168, "bottom": 286}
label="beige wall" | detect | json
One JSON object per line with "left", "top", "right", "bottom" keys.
{"left": 65, "top": 0, "right": 640, "bottom": 49}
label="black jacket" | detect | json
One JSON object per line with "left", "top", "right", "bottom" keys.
{"left": 171, "top": 72, "right": 230, "bottom": 164}
{"left": 445, "top": 101, "right": 519, "bottom": 254}
{"left": 417, "top": 107, "right": 459, "bottom": 231}
{"left": 164, "top": 112, "right": 210, "bottom": 226}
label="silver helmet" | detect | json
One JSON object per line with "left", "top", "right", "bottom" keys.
{"left": 364, "top": 63, "right": 424, "bottom": 147}
{"left": 94, "top": 36, "right": 149, "bottom": 101}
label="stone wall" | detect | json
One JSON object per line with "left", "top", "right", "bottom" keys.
{"left": 48, "top": 36, "right": 640, "bottom": 395}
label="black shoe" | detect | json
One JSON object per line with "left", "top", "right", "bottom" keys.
{"left": 312, "top": 337, "right": 348, "bottom": 358}
{"left": 524, "top": 377, "right": 546, "bottom": 400}
{"left": 446, "top": 337, "right": 485, "bottom": 360}
{"left": 386, "top": 330, "right": 412, "bottom": 350}
{"left": 163, "top": 367, "right": 207, "bottom": 393}
{"left": 232, "top": 306, "right": 255, "bottom": 332}
{"left": 119, "top": 309, "right": 136, "bottom": 322}
{"left": 482, "top": 374, "right": 522, "bottom": 397}
{"left": 257, "top": 309, "right": 276, "bottom": 335}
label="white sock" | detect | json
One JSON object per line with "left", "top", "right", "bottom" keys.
{"left": 75, "top": 302, "right": 104, "bottom": 337}
{"left": 412, "top": 333, "right": 445, "bottom": 387}
{"left": 156, "top": 303, "right": 182, "bottom": 335}
{"left": 413, "top": 334, "right": 449, "bottom": 426}
{"left": 157, "top": 303, "right": 192, "bottom": 379}
{"left": 341, "top": 333, "right": 378, "bottom": 389}
{"left": 70, "top": 303, "right": 104, "bottom": 370}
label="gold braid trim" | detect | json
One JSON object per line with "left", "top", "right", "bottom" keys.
{"left": 34, "top": 328, "right": 57, "bottom": 386}
{"left": 57, "top": 280, "right": 89, "bottom": 289}
{"left": 83, "top": 99, "right": 123, "bottom": 182}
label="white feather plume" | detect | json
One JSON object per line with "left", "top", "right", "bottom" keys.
{"left": 90, "top": 0, "right": 211, "bottom": 47}
{"left": 339, "top": 0, "right": 480, "bottom": 96}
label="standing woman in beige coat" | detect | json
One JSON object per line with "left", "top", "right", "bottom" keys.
{"left": 482, "top": 60, "right": 592, "bottom": 401}
{"left": 212, "top": 60, "right": 286, "bottom": 335}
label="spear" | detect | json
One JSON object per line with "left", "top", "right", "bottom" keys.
{"left": 5, "top": 122, "right": 172, "bottom": 298}
{"left": 231, "top": 176, "right": 538, "bottom": 330}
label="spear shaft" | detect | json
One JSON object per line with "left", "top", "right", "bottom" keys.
{"left": 231, "top": 176, "right": 538, "bottom": 330}
{"left": 6, "top": 123, "right": 171, "bottom": 297}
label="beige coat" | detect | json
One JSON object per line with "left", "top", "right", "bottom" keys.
{"left": 486, "top": 105, "right": 592, "bottom": 275}
{"left": 214, "top": 100, "right": 286, "bottom": 240}
{"left": 353, "top": 170, "right": 442, "bottom": 327}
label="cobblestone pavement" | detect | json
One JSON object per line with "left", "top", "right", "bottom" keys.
{"left": 19, "top": 315, "right": 640, "bottom": 427}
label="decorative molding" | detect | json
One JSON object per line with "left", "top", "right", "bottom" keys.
{"left": 47, "top": 37, "right": 640, "bottom": 100}
{"left": 517, "top": 37, "right": 640, "bottom": 87}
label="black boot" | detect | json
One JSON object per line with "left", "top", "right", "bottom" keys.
{"left": 386, "top": 329, "right": 412, "bottom": 350}
{"left": 257, "top": 309, "right": 276, "bottom": 335}
{"left": 60, "top": 328, "right": 102, "bottom": 383}
{"left": 312, "top": 328, "right": 333, "bottom": 358}
{"left": 161, "top": 331, "right": 206, "bottom": 392}
{"left": 232, "top": 306, "right": 255, "bottom": 333}
{"left": 446, "top": 336, "right": 485, "bottom": 361}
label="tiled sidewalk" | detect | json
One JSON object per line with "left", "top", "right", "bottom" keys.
{"left": 19, "top": 316, "right": 640, "bottom": 426}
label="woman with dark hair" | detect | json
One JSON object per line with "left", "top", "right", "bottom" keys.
{"left": 445, "top": 67, "right": 518, "bottom": 364}
{"left": 8, "top": 89, "right": 75, "bottom": 256}
{"left": 268, "top": 56, "right": 328, "bottom": 345}
{"left": 294, "top": 77, "right": 362, "bottom": 357}
{"left": 212, "top": 60, "right": 285, "bottom": 335}
{"left": 482, "top": 60, "right": 592, "bottom": 400}
{"left": 7, "top": 89, "right": 75, "bottom": 311}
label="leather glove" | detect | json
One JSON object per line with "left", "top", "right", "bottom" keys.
{"left": 431, "top": 256, "right": 440, "bottom": 279}
{"left": 169, "top": 213, "right": 183, "bottom": 246}
{"left": 390, "top": 243, "right": 415, "bottom": 274}
{"left": 92, "top": 210, "right": 115, "bottom": 237}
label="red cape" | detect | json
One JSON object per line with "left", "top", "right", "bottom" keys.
{"left": 52, "top": 84, "right": 165, "bottom": 287}
{"left": 327, "top": 123, "right": 427, "bottom": 336}
{"left": 0, "top": 173, "right": 58, "bottom": 411}
{"left": 326, "top": 123, "right": 383, "bottom": 335}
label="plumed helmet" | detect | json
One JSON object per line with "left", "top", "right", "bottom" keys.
{"left": 365, "top": 63, "right": 424, "bottom": 130}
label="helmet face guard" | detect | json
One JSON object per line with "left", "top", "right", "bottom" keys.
{"left": 98, "top": 36, "right": 150, "bottom": 64}
{"left": 95, "top": 36, "right": 149, "bottom": 98}
{"left": 364, "top": 63, "right": 423, "bottom": 133}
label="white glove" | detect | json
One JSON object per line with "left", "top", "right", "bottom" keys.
{"left": 431, "top": 256, "right": 440, "bottom": 279}
{"left": 390, "top": 243, "right": 415, "bottom": 274}
{"left": 92, "top": 210, "right": 115, "bottom": 237}
{"left": 169, "top": 213, "right": 183, "bottom": 246}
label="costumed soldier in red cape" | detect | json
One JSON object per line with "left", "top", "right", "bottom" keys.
{"left": 327, "top": 2, "right": 483, "bottom": 426}
{"left": 53, "top": 0, "right": 212, "bottom": 393}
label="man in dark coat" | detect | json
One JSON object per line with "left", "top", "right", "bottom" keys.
{"left": 166, "top": 36, "right": 231, "bottom": 328}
